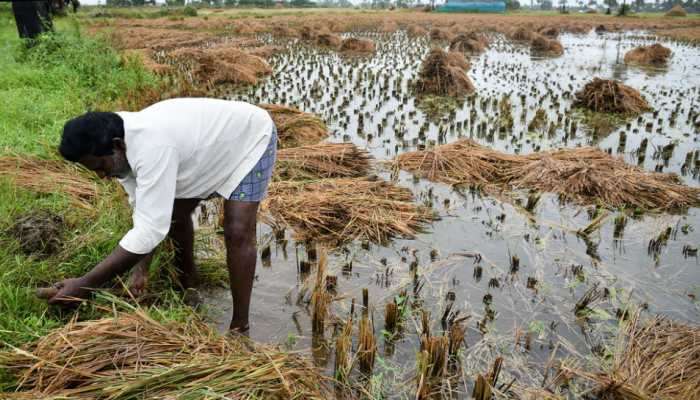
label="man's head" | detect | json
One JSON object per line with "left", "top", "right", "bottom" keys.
{"left": 59, "top": 112, "right": 131, "bottom": 179}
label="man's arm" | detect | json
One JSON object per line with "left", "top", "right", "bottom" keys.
{"left": 48, "top": 246, "right": 145, "bottom": 304}
{"left": 48, "top": 146, "right": 179, "bottom": 304}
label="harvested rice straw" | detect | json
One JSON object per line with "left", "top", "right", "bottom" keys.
{"left": 0, "top": 156, "right": 98, "bottom": 210}
{"left": 624, "top": 43, "right": 672, "bottom": 66}
{"left": 564, "top": 314, "right": 700, "bottom": 400}
{"left": 573, "top": 78, "right": 651, "bottom": 115}
{"left": 167, "top": 45, "right": 272, "bottom": 86}
{"left": 275, "top": 143, "right": 372, "bottom": 181}
{"left": 261, "top": 178, "right": 433, "bottom": 245}
{"left": 392, "top": 139, "right": 524, "bottom": 186}
{"left": 0, "top": 307, "right": 332, "bottom": 399}
{"left": 506, "top": 147, "right": 700, "bottom": 210}
{"left": 393, "top": 140, "right": 700, "bottom": 211}
{"left": 259, "top": 104, "right": 329, "bottom": 149}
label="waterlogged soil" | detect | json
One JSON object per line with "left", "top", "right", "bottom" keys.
{"left": 201, "top": 30, "right": 699, "bottom": 397}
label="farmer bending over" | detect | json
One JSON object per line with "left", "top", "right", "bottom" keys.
{"left": 50, "top": 98, "right": 277, "bottom": 333}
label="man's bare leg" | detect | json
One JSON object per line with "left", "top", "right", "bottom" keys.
{"left": 169, "top": 199, "right": 201, "bottom": 289}
{"left": 223, "top": 200, "right": 259, "bottom": 332}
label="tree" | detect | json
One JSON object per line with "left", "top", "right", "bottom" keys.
{"left": 541, "top": 0, "right": 553, "bottom": 9}
{"left": 506, "top": 0, "right": 521, "bottom": 8}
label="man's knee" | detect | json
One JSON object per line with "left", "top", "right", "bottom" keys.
{"left": 223, "top": 218, "right": 255, "bottom": 247}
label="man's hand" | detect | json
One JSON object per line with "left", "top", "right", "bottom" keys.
{"left": 47, "top": 277, "right": 92, "bottom": 305}
{"left": 127, "top": 259, "right": 150, "bottom": 298}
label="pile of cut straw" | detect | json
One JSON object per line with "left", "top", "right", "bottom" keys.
{"left": 259, "top": 104, "right": 329, "bottom": 148}
{"left": 415, "top": 49, "right": 475, "bottom": 97}
{"left": 624, "top": 43, "right": 672, "bottom": 66}
{"left": 393, "top": 139, "right": 700, "bottom": 211}
{"left": 573, "top": 78, "right": 651, "bottom": 115}
{"left": 0, "top": 156, "right": 98, "bottom": 210}
{"left": 392, "top": 139, "right": 523, "bottom": 186}
{"left": 275, "top": 143, "right": 372, "bottom": 181}
{"left": 564, "top": 315, "right": 700, "bottom": 400}
{"left": 261, "top": 178, "right": 433, "bottom": 245}
{"left": 0, "top": 309, "right": 332, "bottom": 399}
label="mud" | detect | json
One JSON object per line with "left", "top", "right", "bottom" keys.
{"left": 10, "top": 211, "right": 64, "bottom": 258}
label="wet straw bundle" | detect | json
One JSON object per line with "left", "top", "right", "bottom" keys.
{"left": 445, "top": 51, "right": 470, "bottom": 71}
{"left": 510, "top": 27, "right": 535, "bottom": 41}
{"left": 393, "top": 140, "right": 700, "bottom": 211}
{"left": 573, "top": 78, "right": 651, "bottom": 115}
{"left": 564, "top": 315, "right": 700, "bottom": 400}
{"left": 415, "top": 49, "right": 475, "bottom": 97}
{"left": 275, "top": 143, "right": 372, "bottom": 181}
{"left": 429, "top": 27, "right": 452, "bottom": 41}
{"left": 449, "top": 33, "right": 487, "bottom": 54}
{"left": 530, "top": 34, "right": 564, "bottom": 57}
{"left": 408, "top": 25, "right": 429, "bottom": 37}
{"left": 506, "top": 147, "right": 700, "bottom": 210}
{"left": 339, "top": 37, "right": 376, "bottom": 54}
{"left": 315, "top": 32, "right": 342, "bottom": 48}
{"left": 0, "top": 308, "right": 332, "bottom": 399}
{"left": 168, "top": 44, "right": 272, "bottom": 86}
{"left": 393, "top": 139, "right": 523, "bottom": 186}
{"left": 624, "top": 43, "right": 672, "bottom": 66}
{"left": 259, "top": 104, "right": 328, "bottom": 148}
{"left": 261, "top": 178, "right": 433, "bottom": 245}
{"left": 0, "top": 156, "right": 98, "bottom": 210}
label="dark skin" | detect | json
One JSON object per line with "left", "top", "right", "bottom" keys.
{"left": 49, "top": 138, "right": 259, "bottom": 332}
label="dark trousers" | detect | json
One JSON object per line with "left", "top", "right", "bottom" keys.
{"left": 12, "top": 1, "right": 53, "bottom": 39}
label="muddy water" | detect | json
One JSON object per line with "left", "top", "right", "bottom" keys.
{"left": 206, "top": 30, "right": 699, "bottom": 396}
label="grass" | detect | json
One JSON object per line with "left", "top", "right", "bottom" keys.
{"left": 0, "top": 7, "right": 189, "bottom": 387}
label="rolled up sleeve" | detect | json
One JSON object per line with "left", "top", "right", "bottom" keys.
{"left": 119, "top": 146, "right": 178, "bottom": 255}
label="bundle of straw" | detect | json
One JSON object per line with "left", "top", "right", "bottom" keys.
{"left": 530, "top": 34, "right": 564, "bottom": 57}
{"left": 275, "top": 143, "right": 372, "bottom": 181}
{"left": 0, "top": 309, "right": 332, "bottom": 399}
{"left": 564, "top": 315, "right": 700, "bottom": 400}
{"left": 624, "top": 43, "right": 672, "bottom": 66}
{"left": 339, "top": 37, "right": 376, "bottom": 54}
{"left": 168, "top": 44, "right": 272, "bottom": 86}
{"left": 392, "top": 139, "right": 523, "bottom": 186}
{"left": 415, "top": 49, "right": 475, "bottom": 97}
{"left": 0, "top": 156, "right": 98, "bottom": 210}
{"left": 393, "top": 139, "right": 700, "bottom": 211}
{"left": 573, "top": 78, "right": 651, "bottom": 115}
{"left": 261, "top": 178, "right": 433, "bottom": 245}
{"left": 259, "top": 104, "right": 329, "bottom": 149}
{"left": 506, "top": 147, "right": 700, "bottom": 210}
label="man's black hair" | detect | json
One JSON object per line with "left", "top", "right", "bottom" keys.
{"left": 59, "top": 112, "right": 124, "bottom": 162}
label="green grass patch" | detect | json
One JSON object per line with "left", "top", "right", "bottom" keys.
{"left": 0, "top": 11, "right": 197, "bottom": 389}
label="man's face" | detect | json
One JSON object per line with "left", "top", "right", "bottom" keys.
{"left": 79, "top": 141, "right": 130, "bottom": 179}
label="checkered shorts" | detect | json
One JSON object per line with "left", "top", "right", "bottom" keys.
{"left": 229, "top": 127, "right": 277, "bottom": 202}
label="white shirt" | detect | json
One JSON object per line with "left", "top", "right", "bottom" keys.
{"left": 115, "top": 98, "right": 273, "bottom": 255}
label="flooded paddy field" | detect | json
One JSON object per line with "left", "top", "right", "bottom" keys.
{"left": 198, "top": 22, "right": 699, "bottom": 398}
{"left": 2, "top": 8, "right": 700, "bottom": 399}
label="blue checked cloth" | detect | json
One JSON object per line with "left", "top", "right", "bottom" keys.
{"left": 229, "top": 126, "right": 277, "bottom": 202}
